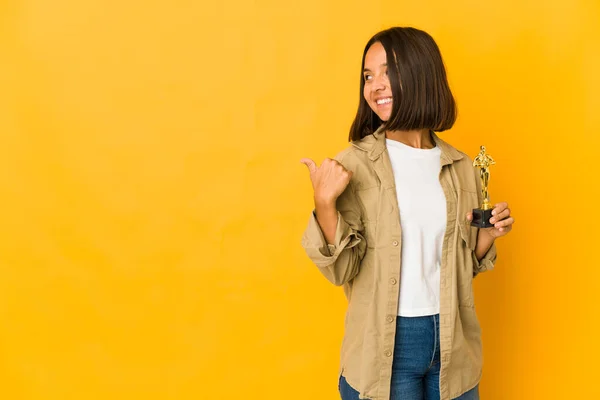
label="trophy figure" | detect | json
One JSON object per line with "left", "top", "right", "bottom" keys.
{"left": 471, "top": 145, "right": 496, "bottom": 228}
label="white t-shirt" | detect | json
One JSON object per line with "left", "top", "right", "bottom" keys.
{"left": 386, "top": 138, "right": 447, "bottom": 317}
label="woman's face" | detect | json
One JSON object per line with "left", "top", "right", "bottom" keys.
{"left": 363, "top": 41, "right": 393, "bottom": 122}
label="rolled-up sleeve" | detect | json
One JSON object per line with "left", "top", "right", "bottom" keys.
{"left": 303, "top": 209, "right": 364, "bottom": 266}
{"left": 472, "top": 240, "right": 497, "bottom": 277}
{"left": 300, "top": 154, "right": 367, "bottom": 286}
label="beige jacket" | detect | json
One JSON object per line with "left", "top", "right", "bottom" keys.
{"left": 301, "top": 127, "right": 497, "bottom": 400}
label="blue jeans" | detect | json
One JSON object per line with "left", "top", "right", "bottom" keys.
{"left": 339, "top": 314, "right": 479, "bottom": 400}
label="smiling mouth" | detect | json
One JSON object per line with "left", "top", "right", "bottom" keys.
{"left": 376, "top": 97, "right": 392, "bottom": 105}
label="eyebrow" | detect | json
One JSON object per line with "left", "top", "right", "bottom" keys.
{"left": 363, "top": 63, "right": 388, "bottom": 73}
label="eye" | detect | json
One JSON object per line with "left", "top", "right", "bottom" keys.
{"left": 364, "top": 74, "right": 372, "bottom": 81}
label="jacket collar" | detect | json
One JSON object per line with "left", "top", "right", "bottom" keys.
{"left": 351, "top": 125, "right": 464, "bottom": 166}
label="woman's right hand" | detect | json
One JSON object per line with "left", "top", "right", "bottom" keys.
{"left": 300, "top": 157, "right": 353, "bottom": 206}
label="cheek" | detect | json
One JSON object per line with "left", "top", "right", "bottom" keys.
{"left": 363, "top": 87, "right": 376, "bottom": 113}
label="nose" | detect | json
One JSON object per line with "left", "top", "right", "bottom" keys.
{"left": 372, "top": 75, "right": 386, "bottom": 91}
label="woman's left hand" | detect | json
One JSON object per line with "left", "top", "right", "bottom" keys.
{"left": 466, "top": 201, "right": 514, "bottom": 240}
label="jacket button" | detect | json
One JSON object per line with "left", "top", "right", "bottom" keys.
{"left": 386, "top": 315, "right": 394, "bottom": 323}
{"left": 392, "top": 240, "right": 399, "bottom": 246}
{"left": 389, "top": 278, "right": 397, "bottom": 285}
{"left": 384, "top": 350, "right": 392, "bottom": 357}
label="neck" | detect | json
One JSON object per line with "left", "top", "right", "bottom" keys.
{"left": 385, "top": 129, "right": 435, "bottom": 149}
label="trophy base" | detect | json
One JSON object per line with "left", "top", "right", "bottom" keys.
{"left": 471, "top": 208, "right": 494, "bottom": 228}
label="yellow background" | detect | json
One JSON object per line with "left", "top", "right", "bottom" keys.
{"left": 1, "top": 0, "right": 598, "bottom": 398}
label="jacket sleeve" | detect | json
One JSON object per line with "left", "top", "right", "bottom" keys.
{"left": 300, "top": 156, "right": 367, "bottom": 286}
{"left": 472, "top": 241, "right": 497, "bottom": 277}
{"left": 472, "top": 164, "right": 498, "bottom": 277}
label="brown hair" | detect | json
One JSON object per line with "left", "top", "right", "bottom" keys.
{"left": 349, "top": 27, "right": 457, "bottom": 141}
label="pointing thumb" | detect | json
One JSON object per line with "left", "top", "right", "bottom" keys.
{"left": 300, "top": 158, "right": 317, "bottom": 174}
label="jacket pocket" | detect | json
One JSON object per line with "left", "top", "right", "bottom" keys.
{"left": 355, "top": 185, "right": 393, "bottom": 222}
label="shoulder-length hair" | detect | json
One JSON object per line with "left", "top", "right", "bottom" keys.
{"left": 349, "top": 27, "right": 457, "bottom": 141}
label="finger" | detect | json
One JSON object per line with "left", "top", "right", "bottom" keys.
{"left": 492, "top": 202, "right": 508, "bottom": 216}
{"left": 493, "top": 217, "right": 514, "bottom": 229}
{"left": 300, "top": 158, "right": 317, "bottom": 174}
{"left": 498, "top": 225, "right": 512, "bottom": 233}
{"left": 490, "top": 208, "right": 510, "bottom": 224}
{"left": 465, "top": 212, "right": 473, "bottom": 221}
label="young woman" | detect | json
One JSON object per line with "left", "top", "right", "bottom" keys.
{"left": 300, "top": 27, "right": 514, "bottom": 400}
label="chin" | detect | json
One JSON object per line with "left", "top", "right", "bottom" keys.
{"left": 377, "top": 113, "right": 390, "bottom": 122}
{"left": 369, "top": 109, "right": 388, "bottom": 122}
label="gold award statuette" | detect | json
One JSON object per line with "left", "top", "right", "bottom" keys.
{"left": 471, "top": 145, "right": 496, "bottom": 228}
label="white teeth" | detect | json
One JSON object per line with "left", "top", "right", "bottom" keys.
{"left": 376, "top": 98, "right": 392, "bottom": 105}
